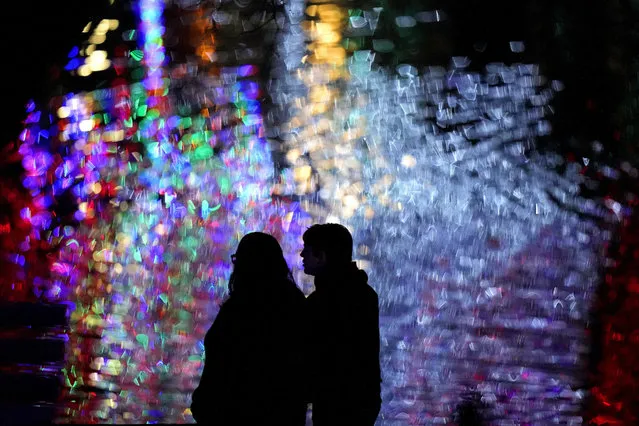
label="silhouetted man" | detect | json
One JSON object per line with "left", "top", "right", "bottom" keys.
{"left": 301, "top": 223, "right": 382, "bottom": 426}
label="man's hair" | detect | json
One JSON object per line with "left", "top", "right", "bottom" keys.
{"left": 303, "top": 223, "right": 353, "bottom": 264}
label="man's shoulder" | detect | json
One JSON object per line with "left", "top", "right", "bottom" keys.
{"left": 364, "top": 283, "right": 379, "bottom": 299}
{"left": 353, "top": 279, "right": 379, "bottom": 300}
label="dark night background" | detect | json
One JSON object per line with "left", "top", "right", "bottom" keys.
{"left": 0, "top": 1, "right": 107, "bottom": 147}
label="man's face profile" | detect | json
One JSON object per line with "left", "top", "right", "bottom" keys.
{"left": 300, "top": 244, "right": 326, "bottom": 276}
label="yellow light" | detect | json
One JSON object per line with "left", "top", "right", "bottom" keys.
{"left": 315, "top": 22, "right": 342, "bottom": 35}
{"left": 314, "top": 46, "right": 346, "bottom": 64}
{"left": 89, "top": 33, "right": 107, "bottom": 45}
{"left": 343, "top": 127, "right": 362, "bottom": 141}
{"left": 92, "top": 182, "right": 103, "bottom": 194}
{"left": 78, "top": 65, "right": 92, "bottom": 77}
{"left": 286, "top": 149, "right": 301, "bottom": 164}
{"left": 309, "top": 86, "right": 333, "bottom": 103}
{"left": 83, "top": 22, "right": 92, "bottom": 33}
{"left": 82, "top": 144, "right": 93, "bottom": 158}
{"left": 116, "top": 232, "right": 131, "bottom": 247}
{"left": 294, "top": 165, "right": 312, "bottom": 182}
{"left": 85, "top": 314, "right": 103, "bottom": 328}
{"left": 104, "top": 359, "right": 123, "bottom": 375}
{"left": 309, "top": 102, "right": 329, "bottom": 115}
{"left": 103, "top": 130, "right": 124, "bottom": 142}
{"left": 364, "top": 207, "right": 375, "bottom": 220}
{"left": 87, "top": 50, "right": 110, "bottom": 72}
{"left": 109, "top": 19, "right": 119, "bottom": 30}
{"left": 401, "top": 154, "right": 417, "bottom": 168}
{"left": 316, "top": 119, "right": 332, "bottom": 132}
{"left": 57, "top": 106, "right": 71, "bottom": 119}
{"left": 90, "top": 58, "right": 111, "bottom": 72}
{"left": 155, "top": 223, "right": 166, "bottom": 236}
{"left": 319, "top": 32, "right": 341, "bottom": 44}
{"left": 86, "top": 44, "right": 96, "bottom": 55}
{"left": 317, "top": 4, "right": 346, "bottom": 22}
{"left": 90, "top": 50, "right": 107, "bottom": 62}
{"left": 88, "top": 131, "right": 101, "bottom": 143}
{"left": 289, "top": 116, "right": 303, "bottom": 129}
{"left": 97, "top": 19, "right": 110, "bottom": 33}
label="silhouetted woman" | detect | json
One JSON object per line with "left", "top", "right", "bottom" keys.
{"left": 191, "top": 232, "right": 307, "bottom": 425}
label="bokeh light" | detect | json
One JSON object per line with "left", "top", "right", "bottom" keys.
{"left": 9, "top": 0, "right": 618, "bottom": 424}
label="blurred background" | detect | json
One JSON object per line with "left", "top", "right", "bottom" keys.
{"left": 0, "top": 0, "right": 638, "bottom": 424}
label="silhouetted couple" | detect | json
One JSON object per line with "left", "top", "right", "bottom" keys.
{"left": 191, "top": 224, "right": 382, "bottom": 426}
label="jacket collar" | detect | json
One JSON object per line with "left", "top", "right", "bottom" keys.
{"left": 314, "top": 262, "right": 362, "bottom": 292}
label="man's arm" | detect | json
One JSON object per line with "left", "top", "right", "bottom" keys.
{"left": 356, "top": 288, "right": 382, "bottom": 403}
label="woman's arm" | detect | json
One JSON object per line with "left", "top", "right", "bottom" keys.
{"left": 191, "top": 304, "right": 232, "bottom": 423}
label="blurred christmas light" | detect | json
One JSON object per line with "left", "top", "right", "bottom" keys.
{"left": 8, "top": 0, "right": 618, "bottom": 424}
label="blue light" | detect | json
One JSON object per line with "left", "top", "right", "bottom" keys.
{"left": 64, "top": 58, "right": 82, "bottom": 71}
{"left": 68, "top": 46, "right": 79, "bottom": 58}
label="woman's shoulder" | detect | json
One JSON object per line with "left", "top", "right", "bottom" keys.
{"left": 217, "top": 297, "right": 235, "bottom": 312}
{"left": 212, "top": 298, "right": 242, "bottom": 324}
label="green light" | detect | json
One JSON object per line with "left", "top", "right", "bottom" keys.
{"left": 219, "top": 176, "right": 231, "bottom": 195}
{"left": 136, "top": 334, "right": 149, "bottom": 350}
{"left": 130, "top": 50, "right": 144, "bottom": 61}
{"left": 180, "top": 117, "right": 193, "bottom": 129}
{"left": 123, "top": 30, "right": 137, "bottom": 41}
{"left": 192, "top": 145, "right": 213, "bottom": 161}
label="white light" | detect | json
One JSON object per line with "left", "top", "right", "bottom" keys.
{"left": 79, "top": 119, "right": 94, "bottom": 132}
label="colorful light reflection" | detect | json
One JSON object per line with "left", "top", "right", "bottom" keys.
{"left": 11, "top": 1, "right": 613, "bottom": 424}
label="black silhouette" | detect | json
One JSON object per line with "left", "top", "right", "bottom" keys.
{"left": 191, "top": 232, "right": 307, "bottom": 425}
{"left": 454, "top": 390, "right": 485, "bottom": 426}
{"left": 301, "top": 223, "right": 382, "bottom": 426}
